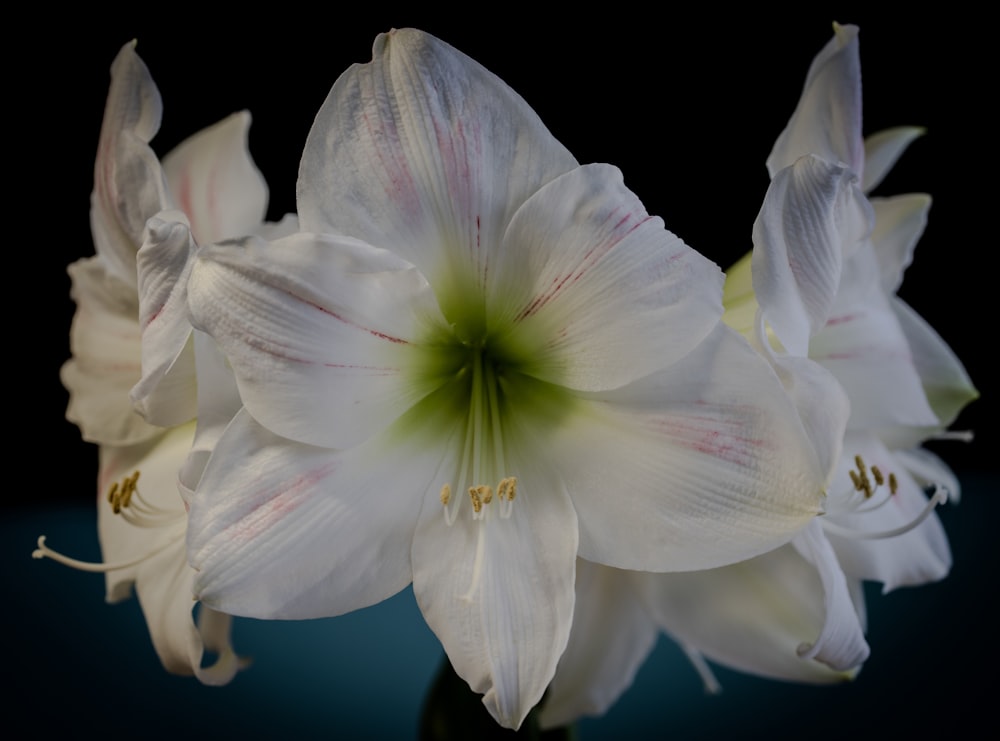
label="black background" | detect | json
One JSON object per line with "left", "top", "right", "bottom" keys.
{"left": 7, "top": 5, "right": 994, "bottom": 739}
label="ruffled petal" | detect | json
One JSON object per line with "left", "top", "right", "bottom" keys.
{"left": 91, "top": 41, "right": 171, "bottom": 288}
{"left": 790, "top": 520, "right": 870, "bottom": 670}
{"left": 634, "top": 542, "right": 857, "bottom": 683}
{"left": 188, "top": 232, "right": 453, "bottom": 449}
{"left": 766, "top": 23, "right": 863, "bottom": 177}
{"left": 130, "top": 210, "right": 198, "bottom": 426}
{"left": 189, "top": 408, "right": 439, "bottom": 619}
{"left": 870, "top": 194, "right": 930, "bottom": 294}
{"left": 558, "top": 324, "right": 825, "bottom": 571}
{"left": 61, "top": 257, "right": 159, "bottom": 446}
{"left": 411, "top": 434, "right": 578, "bottom": 730}
{"left": 753, "top": 154, "right": 873, "bottom": 356}
{"left": 863, "top": 127, "right": 925, "bottom": 193}
{"left": 824, "top": 433, "right": 951, "bottom": 591}
{"left": 162, "top": 111, "right": 268, "bottom": 245}
{"left": 540, "top": 561, "right": 658, "bottom": 728}
{"left": 297, "top": 28, "right": 577, "bottom": 308}
{"left": 490, "top": 163, "right": 723, "bottom": 391}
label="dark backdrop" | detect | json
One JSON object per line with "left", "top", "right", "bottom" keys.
{"left": 8, "top": 6, "right": 993, "bottom": 739}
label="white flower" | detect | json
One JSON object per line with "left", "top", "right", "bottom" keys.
{"left": 184, "top": 28, "right": 828, "bottom": 729}
{"left": 36, "top": 40, "right": 284, "bottom": 684}
{"left": 541, "top": 23, "right": 978, "bottom": 727}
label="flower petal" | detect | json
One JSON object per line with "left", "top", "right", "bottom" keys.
{"left": 130, "top": 210, "right": 198, "bottom": 427}
{"left": 491, "top": 163, "right": 723, "bottom": 391}
{"left": 810, "top": 247, "right": 938, "bottom": 431}
{"left": 91, "top": 41, "right": 170, "bottom": 288}
{"left": 411, "top": 436, "right": 578, "bottom": 730}
{"left": 790, "top": 520, "right": 870, "bottom": 670}
{"left": 560, "top": 324, "right": 825, "bottom": 571}
{"left": 189, "top": 408, "right": 438, "bottom": 619}
{"left": 61, "top": 257, "right": 159, "bottom": 446}
{"left": 825, "top": 433, "right": 952, "bottom": 591}
{"left": 863, "top": 127, "right": 925, "bottom": 193}
{"left": 188, "top": 232, "right": 453, "bottom": 449}
{"left": 162, "top": 111, "right": 268, "bottom": 245}
{"left": 634, "top": 542, "right": 857, "bottom": 683}
{"left": 753, "top": 154, "right": 873, "bottom": 356}
{"left": 890, "top": 297, "right": 978, "bottom": 435}
{"left": 540, "top": 560, "right": 658, "bottom": 728}
{"left": 870, "top": 193, "right": 930, "bottom": 294}
{"left": 297, "top": 28, "right": 577, "bottom": 308}
{"left": 766, "top": 23, "right": 863, "bottom": 177}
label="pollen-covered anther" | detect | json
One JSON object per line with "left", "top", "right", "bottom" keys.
{"left": 853, "top": 455, "right": 873, "bottom": 498}
{"left": 871, "top": 465, "right": 885, "bottom": 487}
{"left": 497, "top": 477, "right": 517, "bottom": 501}
{"left": 889, "top": 472, "right": 898, "bottom": 495}
{"left": 108, "top": 470, "right": 141, "bottom": 514}
{"left": 440, "top": 484, "right": 451, "bottom": 506}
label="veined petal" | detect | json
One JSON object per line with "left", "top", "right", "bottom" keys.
{"left": 540, "top": 560, "right": 658, "bottom": 728}
{"left": 753, "top": 154, "right": 873, "bottom": 357}
{"left": 61, "top": 257, "right": 159, "bottom": 446}
{"left": 890, "top": 297, "right": 978, "bottom": 434}
{"left": 91, "top": 41, "right": 171, "bottom": 288}
{"left": 562, "top": 324, "right": 824, "bottom": 572}
{"left": 131, "top": 210, "right": 198, "bottom": 427}
{"left": 189, "top": 408, "right": 436, "bottom": 619}
{"left": 490, "top": 163, "right": 723, "bottom": 391}
{"left": 634, "top": 543, "right": 858, "bottom": 683}
{"left": 811, "top": 248, "right": 938, "bottom": 431}
{"left": 870, "top": 194, "right": 931, "bottom": 294}
{"left": 767, "top": 23, "right": 863, "bottom": 177}
{"left": 297, "top": 28, "right": 577, "bottom": 311}
{"left": 789, "top": 520, "right": 870, "bottom": 671}
{"left": 863, "top": 127, "right": 925, "bottom": 193}
{"left": 825, "top": 433, "right": 951, "bottom": 590}
{"left": 188, "top": 232, "right": 453, "bottom": 449}
{"left": 411, "top": 435, "right": 578, "bottom": 730}
{"left": 163, "top": 111, "right": 268, "bottom": 245}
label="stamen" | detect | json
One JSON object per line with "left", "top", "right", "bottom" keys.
{"left": 888, "top": 473, "right": 898, "bottom": 495}
{"left": 31, "top": 534, "right": 181, "bottom": 573}
{"left": 871, "top": 466, "right": 885, "bottom": 487}
{"left": 822, "top": 486, "right": 949, "bottom": 540}
{"left": 854, "top": 455, "right": 873, "bottom": 498}
{"left": 440, "top": 484, "right": 451, "bottom": 506}
{"left": 468, "top": 486, "right": 483, "bottom": 515}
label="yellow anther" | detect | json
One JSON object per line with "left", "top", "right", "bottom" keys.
{"left": 871, "top": 466, "right": 885, "bottom": 487}
{"left": 480, "top": 485, "right": 494, "bottom": 505}
{"left": 108, "top": 471, "right": 140, "bottom": 514}
{"left": 889, "top": 473, "right": 898, "bottom": 495}
{"left": 468, "top": 487, "right": 483, "bottom": 513}
{"left": 849, "top": 470, "right": 862, "bottom": 492}
{"left": 498, "top": 476, "right": 518, "bottom": 501}
{"left": 440, "top": 484, "right": 451, "bottom": 507}
{"left": 853, "top": 456, "right": 873, "bottom": 499}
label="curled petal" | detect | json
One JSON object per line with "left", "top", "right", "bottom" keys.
{"left": 863, "top": 127, "right": 925, "bottom": 193}
{"left": 753, "top": 154, "right": 873, "bottom": 357}
{"left": 634, "top": 543, "right": 857, "bottom": 683}
{"left": 870, "top": 194, "right": 930, "bottom": 294}
{"left": 131, "top": 210, "right": 198, "bottom": 427}
{"left": 767, "top": 23, "right": 863, "bottom": 177}
{"left": 61, "top": 257, "right": 159, "bottom": 446}
{"left": 163, "top": 111, "right": 268, "bottom": 245}
{"left": 790, "top": 520, "right": 870, "bottom": 670}
{"left": 91, "top": 41, "right": 171, "bottom": 288}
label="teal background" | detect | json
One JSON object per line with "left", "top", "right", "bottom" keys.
{"left": 8, "top": 5, "right": 993, "bottom": 738}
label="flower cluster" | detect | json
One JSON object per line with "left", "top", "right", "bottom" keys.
{"left": 38, "top": 25, "right": 975, "bottom": 731}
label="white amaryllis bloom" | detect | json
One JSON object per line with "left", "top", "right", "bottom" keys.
{"left": 185, "top": 28, "right": 829, "bottom": 729}
{"left": 36, "top": 40, "right": 283, "bottom": 684}
{"left": 541, "top": 23, "right": 977, "bottom": 727}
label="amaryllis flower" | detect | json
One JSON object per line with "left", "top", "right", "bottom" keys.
{"left": 185, "top": 28, "right": 828, "bottom": 729}
{"left": 542, "top": 24, "right": 977, "bottom": 726}
{"left": 36, "top": 40, "right": 284, "bottom": 684}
